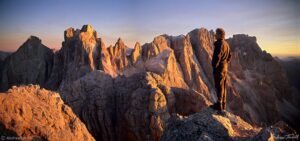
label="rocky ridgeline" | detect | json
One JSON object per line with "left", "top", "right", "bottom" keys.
{"left": 0, "top": 25, "right": 299, "bottom": 141}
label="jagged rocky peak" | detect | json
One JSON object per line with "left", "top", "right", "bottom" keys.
{"left": 189, "top": 27, "right": 215, "bottom": 45}
{"left": 114, "top": 38, "right": 126, "bottom": 50}
{"left": 15, "top": 35, "right": 48, "bottom": 52}
{"left": 0, "top": 35, "right": 54, "bottom": 92}
{"left": 187, "top": 27, "right": 215, "bottom": 87}
{"left": 63, "top": 24, "right": 99, "bottom": 47}
{"left": 45, "top": 24, "right": 103, "bottom": 89}
{"left": 116, "top": 37, "right": 124, "bottom": 44}
{"left": 109, "top": 37, "right": 129, "bottom": 71}
{"left": 81, "top": 24, "right": 94, "bottom": 33}
{"left": 63, "top": 24, "right": 98, "bottom": 43}
{"left": 232, "top": 34, "right": 257, "bottom": 42}
{"left": 0, "top": 85, "right": 95, "bottom": 141}
{"left": 141, "top": 35, "right": 170, "bottom": 60}
{"left": 227, "top": 34, "right": 263, "bottom": 59}
{"left": 107, "top": 38, "right": 125, "bottom": 56}
{"left": 227, "top": 34, "right": 270, "bottom": 70}
{"left": 142, "top": 36, "right": 188, "bottom": 89}
{"left": 153, "top": 35, "right": 171, "bottom": 52}
{"left": 24, "top": 35, "right": 42, "bottom": 46}
{"left": 18, "top": 35, "right": 52, "bottom": 54}
{"left": 131, "top": 42, "right": 141, "bottom": 64}
{"left": 230, "top": 34, "right": 274, "bottom": 62}
{"left": 79, "top": 24, "right": 98, "bottom": 44}
{"left": 64, "top": 27, "right": 75, "bottom": 41}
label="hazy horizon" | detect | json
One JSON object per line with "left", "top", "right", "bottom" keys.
{"left": 0, "top": 0, "right": 299, "bottom": 57}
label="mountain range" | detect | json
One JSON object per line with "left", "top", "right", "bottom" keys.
{"left": 0, "top": 25, "right": 299, "bottom": 141}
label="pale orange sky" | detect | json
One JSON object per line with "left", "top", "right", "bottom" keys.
{"left": 0, "top": 0, "right": 299, "bottom": 57}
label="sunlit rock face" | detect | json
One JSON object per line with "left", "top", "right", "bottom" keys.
{"left": 130, "top": 42, "right": 141, "bottom": 65}
{"left": 143, "top": 36, "right": 188, "bottom": 89}
{"left": 109, "top": 38, "right": 130, "bottom": 72}
{"left": 0, "top": 24, "right": 299, "bottom": 140}
{"left": 0, "top": 85, "right": 95, "bottom": 141}
{"left": 0, "top": 36, "right": 54, "bottom": 91}
{"left": 188, "top": 28, "right": 215, "bottom": 92}
{"left": 45, "top": 25, "right": 103, "bottom": 89}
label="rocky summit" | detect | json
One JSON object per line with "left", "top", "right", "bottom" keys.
{"left": 0, "top": 25, "right": 299, "bottom": 141}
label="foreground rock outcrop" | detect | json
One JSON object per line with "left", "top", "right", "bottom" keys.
{"left": 0, "top": 85, "right": 95, "bottom": 141}
{"left": 162, "top": 108, "right": 296, "bottom": 141}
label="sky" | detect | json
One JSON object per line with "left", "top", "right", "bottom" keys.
{"left": 0, "top": 0, "right": 299, "bottom": 57}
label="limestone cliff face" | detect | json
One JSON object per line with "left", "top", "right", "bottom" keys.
{"left": 45, "top": 25, "right": 103, "bottom": 89}
{"left": 0, "top": 36, "right": 54, "bottom": 91}
{"left": 0, "top": 85, "right": 95, "bottom": 141}
{"left": 142, "top": 37, "right": 187, "bottom": 89}
{"left": 109, "top": 38, "right": 130, "bottom": 72}
{"left": 226, "top": 35, "right": 300, "bottom": 126}
{"left": 130, "top": 42, "right": 141, "bottom": 65}
{"left": 60, "top": 71, "right": 171, "bottom": 141}
{"left": 59, "top": 70, "right": 211, "bottom": 141}
{"left": 0, "top": 25, "right": 299, "bottom": 140}
{"left": 188, "top": 28, "right": 215, "bottom": 93}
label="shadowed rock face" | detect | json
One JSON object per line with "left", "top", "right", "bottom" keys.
{"left": 60, "top": 71, "right": 171, "bottom": 141}
{"left": 59, "top": 70, "right": 211, "bottom": 141}
{"left": 0, "top": 51, "right": 11, "bottom": 67}
{"left": 226, "top": 35, "right": 300, "bottom": 128}
{"left": 0, "top": 85, "right": 95, "bottom": 141}
{"left": 0, "top": 36, "right": 54, "bottom": 91}
{"left": 0, "top": 25, "right": 299, "bottom": 140}
{"left": 277, "top": 57, "right": 300, "bottom": 90}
